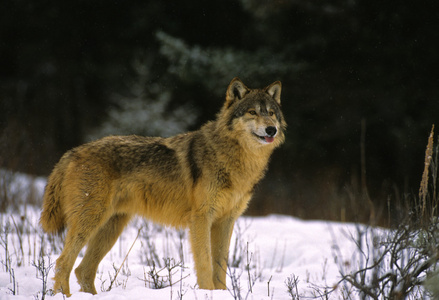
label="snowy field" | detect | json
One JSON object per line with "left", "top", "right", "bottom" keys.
{"left": 0, "top": 171, "right": 431, "bottom": 299}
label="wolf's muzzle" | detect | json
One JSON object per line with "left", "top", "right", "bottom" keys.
{"left": 265, "top": 126, "right": 277, "bottom": 137}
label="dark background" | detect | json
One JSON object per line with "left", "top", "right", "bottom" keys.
{"left": 1, "top": 0, "right": 438, "bottom": 223}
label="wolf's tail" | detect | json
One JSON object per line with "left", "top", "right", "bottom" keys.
{"left": 40, "top": 154, "right": 70, "bottom": 234}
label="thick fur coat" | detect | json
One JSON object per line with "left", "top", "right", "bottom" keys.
{"left": 40, "top": 78, "right": 286, "bottom": 295}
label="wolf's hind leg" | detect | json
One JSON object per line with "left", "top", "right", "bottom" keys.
{"left": 75, "top": 213, "right": 132, "bottom": 294}
{"left": 53, "top": 223, "right": 96, "bottom": 296}
{"left": 53, "top": 198, "right": 113, "bottom": 296}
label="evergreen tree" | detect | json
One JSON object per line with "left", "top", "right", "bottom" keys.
{"left": 88, "top": 58, "right": 197, "bottom": 140}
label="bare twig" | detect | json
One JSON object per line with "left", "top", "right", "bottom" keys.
{"left": 107, "top": 226, "right": 142, "bottom": 291}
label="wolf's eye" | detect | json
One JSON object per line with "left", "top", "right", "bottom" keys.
{"left": 248, "top": 110, "right": 257, "bottom": 115}
{"left": 269, "top": 111, "right": 274, "bottom": 116}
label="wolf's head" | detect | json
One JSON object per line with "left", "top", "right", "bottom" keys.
{"left": 219, "top": 77, "right": 286, "bottom": 150}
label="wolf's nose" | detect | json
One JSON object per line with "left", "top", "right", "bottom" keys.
{"left": 265, "top": 126, "right": 277, "bottom": 137}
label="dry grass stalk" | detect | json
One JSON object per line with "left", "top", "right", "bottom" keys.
{"left": 419, "top": 124, "right": 435, "bottom": 218}
{"left": 360, "top": 118, "right": 375, "bottom": 224}
{"left": 107, "top": 226, "right": 142, "bottom": 291}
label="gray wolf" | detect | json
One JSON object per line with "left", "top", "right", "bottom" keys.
{"left": 40, "top": 77, "right": 286, "bottom": 295}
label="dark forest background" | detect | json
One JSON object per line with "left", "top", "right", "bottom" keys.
{"left": 1, "top": 0, "right": 438, "bottom": 223}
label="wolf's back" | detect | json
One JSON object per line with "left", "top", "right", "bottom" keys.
{"left": 40, "top": 152, "right": 71, "bottom": 234}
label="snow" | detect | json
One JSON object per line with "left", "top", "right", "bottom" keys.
{"left": 0, "top": 172, "right": 378, "bottom": 299}
{"left": 1, "top": 215, "right": 362, "bottom": 299}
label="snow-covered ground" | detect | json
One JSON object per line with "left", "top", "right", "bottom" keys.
{"left": 0, "top": 171, "right": 428, "bottom": 299}
{"left": 1, "top": 212, "right": 359, "bottom": 300}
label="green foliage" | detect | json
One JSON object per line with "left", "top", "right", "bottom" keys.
{"left": 88, "top": 59, "right": 198, "bottom": 140}
{"left": 425, "top": 270, "right": 439, "bottom": 299}
{"left": 1, "top": 0, "right": 439, "bottom": 218}
{"left": 156, "top": 31, "right": 305, "bottom": 96}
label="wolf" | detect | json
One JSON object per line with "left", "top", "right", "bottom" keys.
{"left": 40, "top": 77, "right": 286, "bottom": 296}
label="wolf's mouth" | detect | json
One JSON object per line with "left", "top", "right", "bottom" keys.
{"left": 253, "top": 133, "right": 275, "bottom": 143}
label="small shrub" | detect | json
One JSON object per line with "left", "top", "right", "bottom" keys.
{"left": 334, "top": 125, "right": 439, "bottom": 299}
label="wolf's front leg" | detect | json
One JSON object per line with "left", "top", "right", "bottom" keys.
{"left": 210, "top": 215, "right": 236, "bottom": 289}
{"left": 189, "top": 213, "right": 215, "bottom": 290}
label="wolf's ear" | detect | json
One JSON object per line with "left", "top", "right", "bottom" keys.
{"left": 265, "top": 81, "right": 282, "bottom": 105}
{"left": 226, "top": 77, "right": 250, "bottom": 107}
